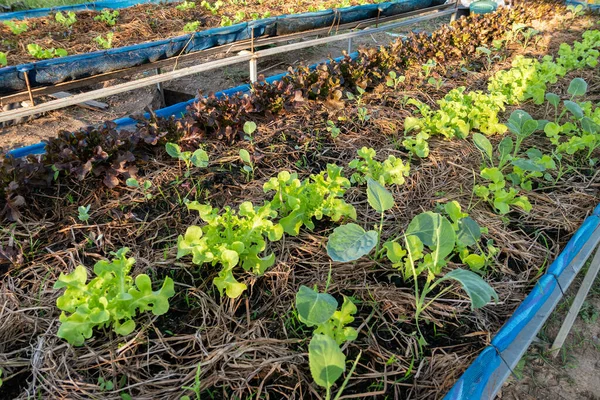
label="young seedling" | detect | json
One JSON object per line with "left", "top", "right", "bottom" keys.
{"left": 165, "top": 142, "right": 209, "bottom": 178}
{"left": 386, "top": 71, "right": 406, "bottom": 90}
{"left": 201, "top": 0, "right": 223, "bottom": 15}
{"left": 243, "top": 121, "right": 257, "bottom": 144}
{"left": 0, "top": 52, "right": 6, "bottom": 67}
{"left": 55, "top": 11, "right": 77, "bottom": 28}
{"left": 357, "top": 107, "right": 370, "bottom": 124}
{"left": 126, "top": 178, "right": 153, "bottom": 200}
{"left": 94, "top": 32, "right": 114, "bottom": 49}
{"left": 183, "top": 21, "right": 201, "bottom": 32}
{"left": 239, "top": 149, "right": 254, "bottom": 181}
{"left": 384, "top": 212, "right": 498, "bottom": 347}
{"left": 176, "top": 1, "right": 197, "bottom": 11}
{"left": 295, "top": 285, "right": 360, "bottom": 400}
{"left": 326, "top": 120, "right": 341, "bottom": 138}
{"left": 4, "top": 20, "right": 28, "bottom": 35}
{"left": 421, "top": 59, "right": 436, "bottom": 79}
{"left": 77, "top": 205, "right": 91, "bottom": 222}
{"left": 94, "top": 9, "right": 119, "bottom": 26}
{"left": 97, "top": 377, "right": 114, "bottom": 391}
{"left": 181, "top": 363, "right": 202, "bottom": 400}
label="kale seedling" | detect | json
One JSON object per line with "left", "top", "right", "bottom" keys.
{"left": 326, "top": 120, "right": 341, "bottom": 138}
{"left": 165, "top": 142, "right": 209, "bottom": 177}
{"left": 239, "top": 149, "right": 254, "bottom": 181}
{"left": 386, "top": 71, "right": 405, "bottom": 90}
{"left": 295, "top": 285, "right": 361, "bottom": 400}
{"left": 243, "top": 121, "right": 257, "bottom": 144}
{"left": 126, "top": 178, "right": 153, "bottom": 200}
{"left": 383, "top": 211, "right": 498, "bottom": 346}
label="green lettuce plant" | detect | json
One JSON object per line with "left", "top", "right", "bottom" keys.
{"left": 94, "top": 32, "right": 114, "bottom": 49}
{"left": 53, "top": 248, "right": 175, "bottom": 346}
{"left": 4, "top": 20, "right": 28, "bottom": 35}
{"left": 27, "top": 44, "right": 68, "bottom": 59}
{"left": 347, "top": 147, "right": 410, "bottom": 186}
{"left": 94, "top": 9, "right": 119, "bottom": 26}
{"left": 264, "top": 165, "right": 356, "bottom": 236}
{"left": 55, "top": 11, "right": 77, "bottom": 28}
{"left": 176, "top": 1, "right": 196, "bottom": 11}
{"left": 177, "top": 201, "right": 283, "bottom": 298}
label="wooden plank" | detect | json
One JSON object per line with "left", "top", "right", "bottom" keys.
{"left": 49, "top": 92, "right": 109, "bottom": 110}
{"left": 550, "top": 245, "right": 600, "bottom": 356}
{"left": 0, "top": 2, "right": 456, "bottom": 105}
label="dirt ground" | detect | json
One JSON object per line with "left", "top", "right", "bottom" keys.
{"left": 499, "top": 270, "right": 600, "bottom": 400}
{"left": 1, "top": 11, "right": 600, "bottom": 400}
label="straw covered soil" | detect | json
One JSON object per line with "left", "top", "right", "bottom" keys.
{"left": 1, "top": 2, "right": 600, "bottom": 399}
{"left": 2, "top": 0, "right": 395, "bottom": 66}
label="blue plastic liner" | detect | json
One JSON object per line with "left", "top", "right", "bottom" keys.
{"left": 444, "top": 346, "right": 502, "bottom": 400}
{"left": 0, "top": 0, "right": 441, "bottom": 95}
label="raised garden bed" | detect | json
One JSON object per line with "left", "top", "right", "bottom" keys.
{"left": 1, "top": 1, "right": 600, "bottom": 399}
{"left": 0, "top": 0, "right": 444, "bottom": 94}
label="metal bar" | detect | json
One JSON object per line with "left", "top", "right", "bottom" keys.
{"left": 0, "top": 2, "right": 457, "bottom": 105}
{"left": 0, "top": 6, "right": 456, "bottom": 123}
{"left": 550, "top": 245, "right": 600, "bottom": 356}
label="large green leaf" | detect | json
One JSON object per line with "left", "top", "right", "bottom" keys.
{"left": 567, "top": 77, "right": 587, "bottom": 97}
{"left": 295, "top": 286, "right": 338, "bottom": 327}
{"left": 472, "top": 133, "right": 493, "bottom": 164}
{"left": 308, "top": 334, "right": 346, "bottom": 389}
{"left": 438, "top": 269, "right": 498, "bottom": 309}
{"left": 406, "top": 212, "right": 455, "bottom": 268}
{"left": 456, "top": 217, "right": 482, "bottom": 247}
{"left": 507, "top": 110, "right": 537, "bottom": 138}
{"left": 366, "top": 178, "right": 394, "bottom": 213}
{"left": 327, "top": 223, "right": 378, "bottom": 262}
